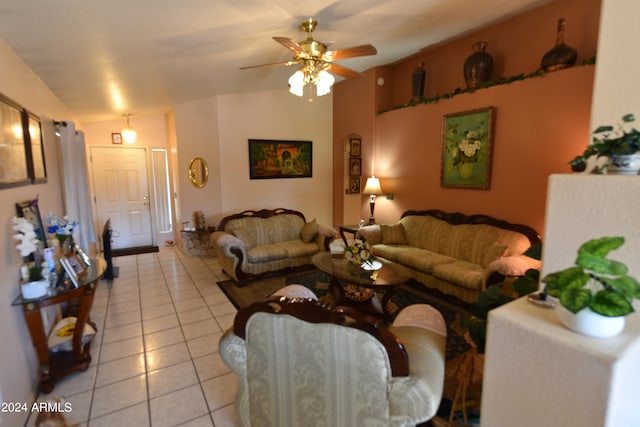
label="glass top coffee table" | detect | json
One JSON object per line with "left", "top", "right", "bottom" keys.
{"left": 311, "top": 252, "right": 408, "bottom": 319}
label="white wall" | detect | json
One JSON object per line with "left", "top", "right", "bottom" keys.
{"left": 0, "top": 38, "right": 78, "bottom": 427}
{"left": 175, "top": 90, "right": 334, "bottom": 228}
{"left": 590, "top": 0, "right": 640, "bottom": 130}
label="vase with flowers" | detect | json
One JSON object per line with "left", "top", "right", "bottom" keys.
{"left": 47, "top": 213, "right": 78, "bottom": 256}
{"left": 344, "top": 240, "right": 382, "bottom": 271}
{"left": 12, "top": 216, "right": 48, "bottom": 298}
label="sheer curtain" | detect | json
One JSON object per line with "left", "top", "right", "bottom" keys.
{"left": 58, "top": 122, "right": 96, "bottom": 252}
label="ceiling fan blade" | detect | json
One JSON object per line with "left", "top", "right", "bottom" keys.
{"left": 273, "top": 36, "right": 305, "bottom": 55}
{"left": 324, "top": 44, "right": 377, "bottom": 61}
{"left": 325, "top": 62, "right": 362, "bottom": 79}
{"left": 240, "top": 60, "right": 300, "bottom": 70}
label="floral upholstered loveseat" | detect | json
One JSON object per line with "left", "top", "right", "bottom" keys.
{"left": 211, "top": 208, "right": 336, "bottom": 284}
{"left": 357, "top": 210, "right": 541, "bottom": 304}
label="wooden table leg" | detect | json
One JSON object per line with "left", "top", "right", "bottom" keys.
{"left": 22, "top": 303, "right": 52, "bottom": 392}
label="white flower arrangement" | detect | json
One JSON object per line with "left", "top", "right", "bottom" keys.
{"left": 344, "top": 239, "right": 376, "bottom": 268}
{"left": 12, "top": 216, "right": 44, "bottom": 281}
{"left": 12, "top": 217, "right": 40, "bottom": 257}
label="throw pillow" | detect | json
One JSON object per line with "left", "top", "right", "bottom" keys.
{"left": 381, "top": 224, "right": 408, "bottom": 245}
{"left": 488, "top": 255, "right": 542, "bottom": 276}
{"left": 300, "top": 219, "right": 318, "bottom": 243}
{"left": 481, "top": 244, "right": 508, "bottom": 267}
{"left": 233, "top": 227, "right": 257, "bottom": 250}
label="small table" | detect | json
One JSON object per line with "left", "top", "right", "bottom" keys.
{"left": 312, "top": 252, "right": 408, "bottom": 319}
{"left": 181, "top": 227, "right": 216, "bottom": 256}
{"left": 338, "top": 224, "right": 360, "bottom": 246}
{"left": 12, "top": 257, "right": 106, "bottom": 393}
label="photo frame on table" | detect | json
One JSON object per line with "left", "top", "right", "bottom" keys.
{"left": 349, "top": 157, "right": 361, "bottom": 177}
{"left": 73, "top": 243, "right": 91, "bottom": 269}
{"left": 441, "top": 106, "right": 495, "bottom": 190}
{"left": 349, "top": 177, "right": 360, "bottom": 194}
{"left": 350, "top": 138, "right": 361, "bottom": 157}
{"left": 60, "top": 254, "right": 87, "bottom": 288}
{"left": 111, "top": 132, "right": 122, "bottom": 144}
{"left": 248, "top": 139, "right": 312, "bottom": 179}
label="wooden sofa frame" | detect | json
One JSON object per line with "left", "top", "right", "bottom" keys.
{"left": 233, "top": 296, "right": 410, "bottom": 377}
{"left": 216, "top": 208, "right": 335, "bottom": 284}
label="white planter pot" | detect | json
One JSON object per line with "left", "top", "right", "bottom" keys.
{"left": 607, "top": 153, "right": 640, "bottom": 175}
{"left": 20, "top": 280, "right": 49, "bottom": 299}
{"left": 555, "top": 304, "right": 625, "bottom": 338}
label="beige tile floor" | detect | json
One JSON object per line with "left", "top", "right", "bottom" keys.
{"left": 27, "top": 246, "right": 241, "bottom": 427}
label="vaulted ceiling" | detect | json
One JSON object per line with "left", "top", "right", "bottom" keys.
{"left": 0, "top": 0, "right": 549, "bottom": 123}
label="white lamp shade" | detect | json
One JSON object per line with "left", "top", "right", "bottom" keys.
{"left": 363, "top": 176, "right": 383, "bottom": 195}
{"left": 288, "top": 70, "right": 304, "bottom": 97}
{"left": 316, "top": 70, "right": 335, "bottom": 96}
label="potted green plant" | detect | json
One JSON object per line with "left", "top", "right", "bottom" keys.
{"left": 569, "top": 113, "right": 640, "bottom": 175}
{"left": 542, "top": 236, "right": 640, "bottom": 337}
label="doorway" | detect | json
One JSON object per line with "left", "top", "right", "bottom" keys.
{"left": 90, "top": 146, "right": 153, "bottom": 250}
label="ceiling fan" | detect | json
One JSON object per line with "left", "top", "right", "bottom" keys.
{"left": 241, "top": 18, "right": 377, "bottom": 97}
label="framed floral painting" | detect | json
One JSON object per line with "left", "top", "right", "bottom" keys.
{"left": 441, "top": 106, "right": 495, "bottom": 189}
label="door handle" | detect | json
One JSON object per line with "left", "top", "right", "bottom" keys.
{"left": 143, "top": 194, "right": 150, "bottom": 206}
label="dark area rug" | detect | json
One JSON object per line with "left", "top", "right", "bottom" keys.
{"left": 217, "top": 268, "right": 472, "bottom": 361}
{"left": 112, "top": 245, "right": 159, "bottom": 257}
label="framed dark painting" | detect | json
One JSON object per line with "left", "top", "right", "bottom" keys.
{"left": 249, "top": 139, "right": 312, "bottom": 179}
{"left": 24, "top": 110, "right": 47, "bottom": 184}
{"left": 441, "top": 106, "right": 495, "bottom": 189}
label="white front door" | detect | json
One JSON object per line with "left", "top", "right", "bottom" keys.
{"left": 91, "top": 146, "right": 153, "bottom": 249}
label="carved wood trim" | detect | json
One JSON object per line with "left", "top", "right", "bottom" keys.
{"left": 217, "top": 208, "right": 306, "bottom": 231}
{"left": 400, "top": 209, "right": 541, "bottom": 245}
{"left": 233, "top": 297, "right": 410, "bottom": 377}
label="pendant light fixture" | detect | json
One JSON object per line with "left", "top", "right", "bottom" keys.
{"left": 121, "top": 113, "right": 137, "bottom": 144}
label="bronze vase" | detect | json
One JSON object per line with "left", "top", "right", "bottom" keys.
{"left": 463, "top": 42, "right": 493, "bottom": 88}
{"left": 541, "top": 18, "right": 577, "bottom": 72}
{"left": 411, "top": 62, "right": 425, "bottom": 102}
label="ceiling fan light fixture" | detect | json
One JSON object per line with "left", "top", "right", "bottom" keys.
{"left": 316, "top": 70, "right": 334, "bottom": 96}
{"left": 288, "top": 70, "right": 305, "bottom": 97}
{"left": 121, "top": 113, "right": 137, "bottom": 144}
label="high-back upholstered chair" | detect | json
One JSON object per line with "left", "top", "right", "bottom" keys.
{"left": 219, "top": 286, "right": 446, "bottom": 427}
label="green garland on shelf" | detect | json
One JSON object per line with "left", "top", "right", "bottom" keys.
{"left": 379, "top": 58, "right": 596, "bottom": 114}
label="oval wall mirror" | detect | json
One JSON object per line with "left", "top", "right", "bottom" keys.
{"left": 188, "top": 157, "right": 209, "bottom": 188}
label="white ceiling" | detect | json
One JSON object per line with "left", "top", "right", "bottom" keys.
{"left": 0, "top": 0, "right": 549, "bottom": 124}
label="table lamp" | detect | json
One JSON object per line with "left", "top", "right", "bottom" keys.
{"left": 363, "top": 176, "right": 383, "bottom": 224}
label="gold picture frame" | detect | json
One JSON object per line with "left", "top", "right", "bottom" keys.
{"left": 350, "top": 138, "right": 361, "bottom": 157}
{"left": 60, "top": 253, "right": 87, "bottom": 288}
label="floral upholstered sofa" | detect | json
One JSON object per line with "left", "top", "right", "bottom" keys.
{"left": 357, "top": 210, "right": 541, "bottom": 304}
{"left": 211, "top": 208, "right": 336, "bottom": 284}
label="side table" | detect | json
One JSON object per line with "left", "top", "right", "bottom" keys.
{"left": 12, "top": 257, "right": 106, "bottom": 393}
{"left": 180, "top": 227, "right": 216, "bottom": 256}
{"left": 338, "top": 224, "right": 360, "bottom": 246}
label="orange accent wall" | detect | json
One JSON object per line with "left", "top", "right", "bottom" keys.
{"left": 333, "top": 0, "right": 601, "bottom": 237}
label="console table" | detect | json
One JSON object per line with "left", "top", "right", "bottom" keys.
{"left": 181, "top": 227, "right": 216, "bottom": 256}
{"left": 12, "top": 257, "right": 106, "bottom": 393}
